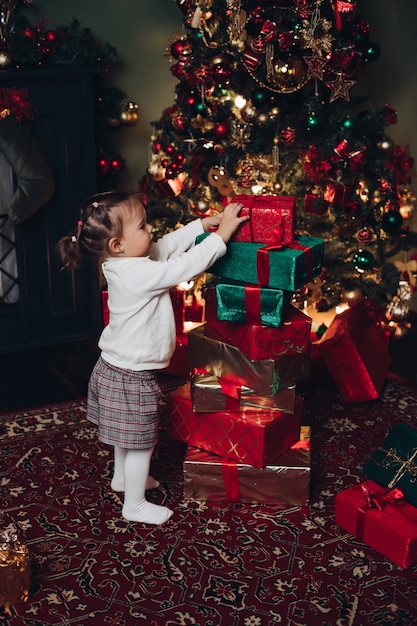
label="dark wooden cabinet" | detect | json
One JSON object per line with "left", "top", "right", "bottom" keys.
{"left": 0, "top": 68, "right": 102, "bottom": 354}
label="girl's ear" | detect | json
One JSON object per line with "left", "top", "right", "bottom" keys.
{"left": 108, "top": 237, "right": 123, "bottom": 255}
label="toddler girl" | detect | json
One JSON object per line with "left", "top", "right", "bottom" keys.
{"left": 56, "top": 191, "right": 248, "bottom": 525}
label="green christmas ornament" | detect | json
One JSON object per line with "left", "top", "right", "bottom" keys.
{"left": 363, "top": 42, "right": 381, "bottom": 62}
{"left": 381, "top": 210, "right": 403, "bottom": 233}
{"left": 352, "top": 249, "right": 375, "bottom": 271}
{"left": 251, "top": 88, "right": 270, "bottom": 108}
{"left": 306, "top": 112, "right": 322, "bottom": 131}
{"left": 342, "top": 117, "right": 354, "bottom": 131}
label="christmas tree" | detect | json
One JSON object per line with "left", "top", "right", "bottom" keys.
{"left": 140, "top": 0, "right": 416, "bottom": 321}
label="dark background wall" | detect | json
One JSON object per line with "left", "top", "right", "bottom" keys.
{"left": 28, "top": 1, "right": 417, "bottom": 196}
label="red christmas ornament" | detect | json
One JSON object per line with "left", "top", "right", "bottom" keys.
{"left": 111, "top": 158, "right": 124, "bottom": 172}
{"left": 23, "top": 26, "right": 37, "bottom": 38}
{"left": 213, "top": 122, "right": 230, "bottom": 140}
{"left": 45, "top": 30, "right": 58, "bottom": 43}
{"left": 171, "top": 38, "right": 192, "bottom": 61}
{"left": 357, "top": 227, "right": 375, "bottom": 244}
{"left": 174, "top": 152, "right": 186, "bottom": 165}
{"left": 281, "top": 127, "right": 296, "bottom": 144}
{"left": 172, "top": 114, "right": 186, "bottom": 132}
{"left": 99, "top": 157, "right": 110, "bottom": 175}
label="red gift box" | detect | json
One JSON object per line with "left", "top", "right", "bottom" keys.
{"left": 183, "top": 431, "right": 311, "bottom": 505}
{"left": 170, "top": 287, "right": 186, "bottom": 334}
{"left": 205, "top": 288, "right": 311, "bottom": 360}
{"left": 335, "top": 479, "right": 417, "bottom": 569}
{"left": 160, "top": 333, "right": 190, "bottom": 378}
{"left": 231, "top": 194, "right": 296, "bottom": 245}
{"left": 185, "top": 294, "right": 205, "bottom": 323}
{"left": 317, "top": 302, "right": 391, "bottom": 403}
{"left": 167, "top": 383, "right": 302, "bottom": 469}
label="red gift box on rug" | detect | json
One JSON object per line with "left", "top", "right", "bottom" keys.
{"left": 205, "top": 288, "right": 312, "bottom": 360}
{"left": 316, "top": 302, "right": 391, "bottom": 403}
{"left": 183, "top": 428, "right": 311, "bottom": 505}
{"left": 167, "top": 383, "right": 303, "bottom": 469}
{"left": 231, "top": 194, "right": 296, "bottom": 245}
{"left": 335, "top": 479, "right": 417, "bottom": 569}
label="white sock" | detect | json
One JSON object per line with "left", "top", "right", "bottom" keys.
{"left": 121, "top": 448, "right": 173, "bottom": 525}
{"left": 111, "top": 445, "right": 160, "bottom": 492}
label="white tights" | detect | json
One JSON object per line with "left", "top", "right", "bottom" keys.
{"left": 111, "top": 445, "right": 173, "bottom": 525}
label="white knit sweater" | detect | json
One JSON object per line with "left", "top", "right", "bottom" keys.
{"left": 99, "top": 219, "right": 225, "bottom": 371}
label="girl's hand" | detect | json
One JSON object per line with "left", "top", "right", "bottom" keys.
{"left": 201, "top": 214, "right": 222, "bottom": 232}
{"left": 215, "top": 202, "right": 249, "bottom": 243}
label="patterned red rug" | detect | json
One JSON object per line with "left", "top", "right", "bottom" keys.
{"left": 1, "top": 375, "right": 417, "bottom": 626}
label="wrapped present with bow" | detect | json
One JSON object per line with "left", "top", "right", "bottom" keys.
{"left": 213, "top": 282, "right": 291, "bottom": 328}
{"left": 183, "top": 427, "right": 311, "bottom": 505}
{"left": 335, "top": 479, "right": 417, "bottom": 569}
{"left": 231, "top": 194, "right": 296, "bottom": 245}
{"left": 191, "top": 373, "right": 296, "bottom": 413}
{"left": 0, "top": 531, "right": 31, "bottom": 608}
{"left": 363, "top": 421, "right": 417, "bottom": 507}
{"left": 205, "top": 290, "right": 312, "bottom": 360}
{"left": 316, "top": 301, "right": 391, "bottom": 403}
{"left": 188, "top": 324, "right": 310, "bottom": 397}
{"left": 168, "top": 383, "right": 303, "bottom": 469}
{"left": 197, "top": 233, "right": 324, "bottom": 291}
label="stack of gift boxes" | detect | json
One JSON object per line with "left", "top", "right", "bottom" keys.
{"left": 336, "top": 421, "right": 417, "bottom": 569}
{"left": 166, "top": 195, "right": 325, "bottom": 506}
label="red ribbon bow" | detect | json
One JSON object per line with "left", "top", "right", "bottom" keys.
{"left": 356, "top": 484, "right": 406, "bottom": 540}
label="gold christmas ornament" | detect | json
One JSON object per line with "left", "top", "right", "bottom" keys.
{"left": 120, "top": 101, "right": 139, "bottom": 126}
{"left": 341, "top": 287, "right": 363, "bottom": 307}
{"left": 0, "top": 49, "right": 13, "bottom": 69}
{"left": 269, "top": 55, "right": 308, "bottom": 93}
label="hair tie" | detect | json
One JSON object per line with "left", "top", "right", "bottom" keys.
{"left": 77, "top": 220, "right": 84, "bottom": 227}
{"left": 92, "top": 201, "right": 99, "bottom": 208}
{"left": 71, "top": 235, "right": 77, "bottom": 243}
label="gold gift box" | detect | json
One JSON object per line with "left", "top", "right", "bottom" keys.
{"left": 0, "top": 532, "right": 31, "bottom": 608}
{"left": 191, "top": 373, "right": 296, "bottom": 413}
{"left": 183, "top": 427, "right": 311, "bottom": 505}
{"left": 188, "top": 324, "right": 309, "bottom": 397}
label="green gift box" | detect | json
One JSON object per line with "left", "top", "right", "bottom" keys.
{"left": 197, "top": 234, "right": 324, "bottom": 291}
{"left": 364, "top": 422, "right": 417, "bottom": 507}
{"left": 216, "top": 281, "right": 289, "bottom": 327}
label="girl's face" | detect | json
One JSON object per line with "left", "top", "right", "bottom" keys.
{"left": 116, "top": 200, "right": 154, "bottom": 258}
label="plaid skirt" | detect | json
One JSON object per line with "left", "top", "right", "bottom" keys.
{"left": 87, "top": 356, "right": 162, "bottom": 449}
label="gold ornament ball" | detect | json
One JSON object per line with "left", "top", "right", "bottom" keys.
{"left": 256, "top": 112, "right": 269, "bottom": 125}
{"left": 341, "top": 287, "right": 363, "bottom": 307}
{"left": 270, "top": 55, "right": 307, "bottom": 93}
{"left": 0, "top": 50, "right": 13, "bottom": 69}
{"left": 273, "top": 181, "right": 283, "bottom": 192}
{"left": 120, "top": 109, "right": 139, "bottom": 126}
